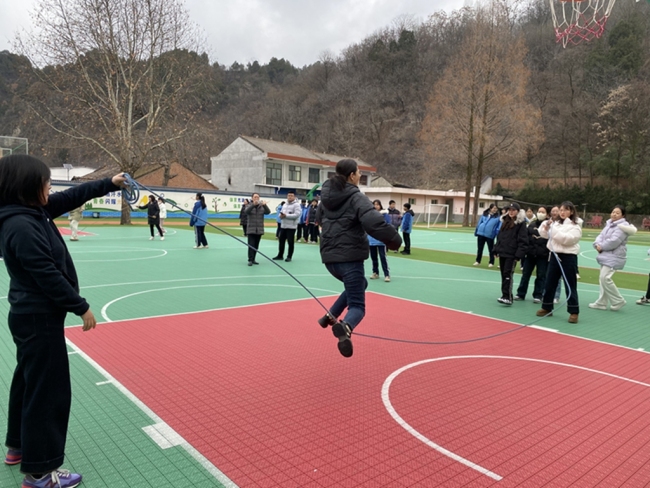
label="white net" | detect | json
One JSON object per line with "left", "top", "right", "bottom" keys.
{"left": 418, "top": 204, "right": 449, "bottom": 228}
{"left": 550, "top": 0, "right": 617, "bottom": 47}
{"left": 0, "top": 136, "right": 29, "bottom": 156}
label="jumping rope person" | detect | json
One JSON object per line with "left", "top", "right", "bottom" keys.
{"left": 537, "top": 201, "right": 582, "bottom": 323}
{"left": 316, "top": 159, "right": 402, "bottom": 357}
{"left": 0, "top": 154, "right": 127, "bottom": 488}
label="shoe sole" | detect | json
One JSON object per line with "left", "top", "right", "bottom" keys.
{"left": 317, "top": 315, "right": 334, "bottom": 328}
{"left": 5, "top": 458, "right": 21, "bottom": 465}
{"left": 337, "top": 338, "right": 353, "bottom": 357}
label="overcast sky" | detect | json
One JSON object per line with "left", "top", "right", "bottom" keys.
{"left": 0, "top": 0, "right": 466, "bottom": 67}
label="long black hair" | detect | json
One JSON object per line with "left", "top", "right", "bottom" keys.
{"left": 199, "top": 195, "right": 206, "bottom": 209}
{"left": 0, "top": 154, "right": 51, "bottom": 206}
{"left": 560, "top": 201, "right": 577, "bottom": 223}
{"left": 330, "top": 159, "right": 358, "bottom": 191}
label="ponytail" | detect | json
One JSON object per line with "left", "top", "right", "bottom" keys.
{"left": 330, "top": 158, "right": 358, "bottom": 191}
{"left": 200, "top": 195, "right": 206, "bottom": 209}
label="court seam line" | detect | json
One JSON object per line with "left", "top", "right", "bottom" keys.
{"left": 367, "top": 290, "right": 650, "bottom": 358}
{"left": 66, "top": 337, "right": 239, "bottom": 488}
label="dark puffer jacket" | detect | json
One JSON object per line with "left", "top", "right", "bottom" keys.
{"left": 317, "top": 180, "right": 401, "bottom": 264}
{"left": 493, "top": 210, "right": 528, "bottom": 259}
{"left": 524, "top": 218, "right": 550, "bottom": 259}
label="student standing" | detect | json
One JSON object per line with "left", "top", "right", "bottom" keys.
{"left": 296, "top": 199, "right": 309, "bottom": 243}
{"left": 157, "top": 197, "right": 167, "bottom": 234}
{"left": 368, "top": 200, "right": 391, "bottom": 281}
{"left": 0, "top": 154, "right": 126, "bottom": 488}
{"left": 239, "top": 198, "right": 250, "bottom": 237}
{"left": 189, "top": 193, "right": 208, "bottom": 249}
{"left": 589, "top": 205, "right": 637, "bottom": 311}
{"left": 273, "top": 192, "right": 301, "bottom": 262}
{"left": 400, "top": 203, "right": 414, "bottom": 255}
{"left": 138, "top": 195, "right": 164, "bottom": 241}
{"left": 515, "top": 206, "right": 549, "bottom": 303}
{"left": 316, "top": 159, "right": 401, "bottom": 357}
{"left": 537, "top": 201, "right": 582, "bottom": 323}
{"left": 306, "top": 199, "right": 319, "bottom": 243}
{"left": 387, "top": 200, "right": 401, "bottom": 252}
{"left": 245, "top": 193, "right": 270, "bottom": 265}
{"left": 474, "top": 203, "right": 501, "bottom": 267}
{"left": 493, "top": 202, "right": 528, "bottom": 305}
{"left": 68, "top": 205, "right": 83, "bottom": 241}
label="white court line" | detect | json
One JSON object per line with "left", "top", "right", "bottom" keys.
{"left": 66, "top": 339, "right": 238, "bottom": 488}
{"left": 95, "top": 380, "right": 112, "bottom": 386}
{"left": 382, "top": 355, "right": 650, "bottom": 481}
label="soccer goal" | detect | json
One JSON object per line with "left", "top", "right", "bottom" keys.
{"left": 416, "top": 203, "right": 449, "bottom": 228}
{"left": 0, "top": 136, "right": 29, "bottom": 157}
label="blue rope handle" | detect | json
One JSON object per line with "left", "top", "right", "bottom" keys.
{"left": 121, "top": 173, "right": 140, "bottom": 205}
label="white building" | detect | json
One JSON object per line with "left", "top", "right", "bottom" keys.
{"left": 211, "top": 136, "right": 376, "bottom": 196}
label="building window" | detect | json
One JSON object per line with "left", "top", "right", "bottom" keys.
{"left": 289, "top": 165, "right": 301, "bottom": 182}
{"left": 360, "top": 175, "right": 368, "bottom": 185}
{"left": 309, "top": 168, "right": 320, "bottom": 183}
{"left": 408, "top": 198, "right": 417, "bottom": 205}
{"left": 479, "top": 202, "right": 485, "bottom": 208}
{"left": 266, "top": 162, "right": 282, "bottom": 186}
{"left": 430, "top": 199, "right": 438, "bottom": 205}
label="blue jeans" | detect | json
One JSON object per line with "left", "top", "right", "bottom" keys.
{"left": 543, "top": 253, "right": 579, "bottom": 314}
{"left": 325, "top": 261, "right": 368, "bottom": 330}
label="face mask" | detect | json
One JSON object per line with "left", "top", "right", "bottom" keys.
{"left": 537, "top": 213, "right": 547, "bottom": 221}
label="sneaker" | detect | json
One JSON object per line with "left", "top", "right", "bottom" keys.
{"left": 488, "top": 263, "right": 494, "bottom": 268}
{"left": 5, "top": 447, "right": 21, "bottom": 465}
{"left": 370, "top": 273, "right": 379, "bottom": 279}
{"left": 22, "top": 469, "right": 82, "bottom": 488}
{"left": 149, "top": 236, "right": 154, "bottom": 240}
{"left": 536, "top": 309, "right": 552, "bottom": 317}
{"left": 193, "top": 245, "right": 201, "bottom": 249}
{"left": 285, "top": 257, "right": 291, "bottom": 262}
{"left": 160, "top": 236, "right": 165, "bottom": 241}
{"left": 533, "top": 298, "right": 542, "bottom": 304}
{"left": 69, "top": 237, "right": 79, "bottom": 242}
{"left": 513, "top": 296, "right": 524, "bottom": 301}
{"left": 272, "top": 256, "right": 283, "bottom": 260}
{"left": 203, "top": 246, "right": 209, "bottom": 249}
{"left": 252, "top": 261, "right": 260, "bottom": 265}
{"left": 384, "top": 276, "right": 391, "bottom": 282}
{"left": 576, "top": 274, "right": 581, "bottom": 280}
{"left": 610, "top": 300, "right": 626, "bottom": 311}
{"left": 317, "top": 314, "right": 336, "bottom": 329}
{"left": 248, "top": 261, "right": 253, "bottom": 266}
{"left": 400, "top": 251, "right": 410, "bottom": 255}
{"left": 553, "top": 298, "right": 559, "bottom": 304}
{"left": 497, "top": 297, "right": 512, "bottom": 305}
{"left": 636, "top": 296, "right": 650, "bottom": 305}
{"left": 473, "top": 262, "right": 479, "bottom": 266}
{"left": 588, "top": 302, "right": 607, "bottom": 310}
{"left": 568, "top": 314, "right": 579, "bottom": 324}
{"left": 332, "top": 322, "right": 353, "bottom": 358}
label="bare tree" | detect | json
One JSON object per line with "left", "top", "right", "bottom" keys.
{"left": 419, "top": 0, "right": 544, "bottom": 226}
{"left": 17, "top": 0, "right": 205, "bottom": 223}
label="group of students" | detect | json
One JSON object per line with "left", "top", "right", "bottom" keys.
{"left": 483, "top": 200, "right": 643, "bottom": 324}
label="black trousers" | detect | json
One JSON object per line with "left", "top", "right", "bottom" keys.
{"left": 403, "top": 232, "right": 411, "bottom": 252}
{"left": 476, "top": 235, "right": 495, "bottom": 264}
{"left": 277, "top": 228, "right": 296, "bottom": 259}
{"left": 296, "top": 224, "right": 307, "bottom": 241}
{"left": 499, "top": 256, "right": 517, "bottom": 300}
{"left": 195, "top": 226, "right": 208, "bottom": 247}
{"left": 543, "top": 253, "right": 579, "bottom": 314}
{"left": 307, "top": 223, "right": 319, "bottom": 243}
{"left": 6, "top": 311, "right": 69, "bottom": 474}
{"left": 149, "top": 223, "right": 163, "bottom": 237}
{"left": 247, "top": 234, "right": 262, "bottom": 262}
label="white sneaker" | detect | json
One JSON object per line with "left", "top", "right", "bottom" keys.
{"left": 473, "top": 262, "right": 479, "bottom": 266}
{"left": 193, "top": 245, "right": 201, "bottom": 249}
{"left": 370, "top": 273, "right": 379, "bottom": 279}
{"left": 384, "top": 276, "right": 391, "bottom": 282}
{"left": 488, "top": 263, "right": 494, "bottom": 268}
{"left": 203, "top": 245, "right": 209, "bottom": 249}
{"left": 160, "top": 236, "right": 165, "bottom": 241}
{"left": 553, "top": 298, "right": 559, "bottom": 304}
{"left": 610, "top": 300, "right": 626, "bottom": 311}
{"left": 149, "top": 236, "right": 154, "bottom": 240}
{"left": 636, "top": 296, "right": 650, "bottom": 305}
{"left": 533, "top": 298, "right": 541, "bottom": 304}
{"left": 588, "top": 302, "right": 607, "bottom": 310}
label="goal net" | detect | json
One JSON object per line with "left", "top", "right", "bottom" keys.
{"left": 0, "top": 136, "right": 29, "bottom": 157}
{"left": 415, "top": 203, "right": 449, "bottom": 228}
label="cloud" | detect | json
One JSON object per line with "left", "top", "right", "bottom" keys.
{"left": 1, "top": 0, "right": 465, "bottom": 66}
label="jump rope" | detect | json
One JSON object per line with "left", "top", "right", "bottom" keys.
{"left": 121, "top": 174, "right": 574, "bottom": 346}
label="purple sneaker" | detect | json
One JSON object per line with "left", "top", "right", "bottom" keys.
{"left": 22, "top": 469, "right": 82, "bottom": 488}
{"left": 5, "top": 447, "right": 22, "bottom": 465}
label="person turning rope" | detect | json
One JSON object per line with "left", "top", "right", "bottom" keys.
{"left": 316, "top": 159, "right": 402, "bottom": 357}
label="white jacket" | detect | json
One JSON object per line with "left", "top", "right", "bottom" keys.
{"left": 538, "top": 218, "right": 582, "bottom": 255}
{"left": 159, "top": 202, "right": 167, "bottom": 219}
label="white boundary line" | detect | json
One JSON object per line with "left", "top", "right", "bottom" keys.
{"left": 67, "top": 338, "right": 239, "bottom": 488}
{"left": 382, "top": 355, "right": 650, "bottom": 481}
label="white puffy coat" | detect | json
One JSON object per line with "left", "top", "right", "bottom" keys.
{"left": 538, "top": 218, "right": 582, "bottom": 255}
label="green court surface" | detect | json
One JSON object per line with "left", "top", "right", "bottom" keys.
{"left": 1, "top": 224, "right": 649, "bottom": 487}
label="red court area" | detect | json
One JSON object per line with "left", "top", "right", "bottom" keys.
{"left": 66, "top": 293, "right": 650, "bottom": 487}
{"left": 58, "top": 227, "right": 94, "bottom": 237}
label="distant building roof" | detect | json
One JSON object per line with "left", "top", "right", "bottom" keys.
{"left": 240, "top": 135, "right": 376, "bottom": 172}
{"left": 74, "top": 162, "right": 218, "bottom": 190}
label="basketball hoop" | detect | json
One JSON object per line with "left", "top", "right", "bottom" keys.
{"left": 550, "top": 0, "right": 617, "bottom": 47}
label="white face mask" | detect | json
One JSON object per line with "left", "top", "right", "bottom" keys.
{"left": 537, "top": 212, "right": 547, "bottom": 221}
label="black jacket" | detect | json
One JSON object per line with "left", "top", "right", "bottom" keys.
{"left": 493, "top": 210, "right": 528, "bottom": 259}
{"left": 0, "top": 178, "right": 120, "bottom": 316}
{"left": 317, "top": 180, "right": 401, "bottom": 264}
{"left": 138, "top": 200, "right": 160, "bottom": 225}
{"left": 245, "top": 202, "right": 270, "bottom": 235}
{"left": 524, "top": 219, "right": 550, "bottom": 258}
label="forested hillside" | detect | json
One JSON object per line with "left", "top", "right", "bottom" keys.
{"left": 1, "top": 0, "right": 648, "bottom": 194}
